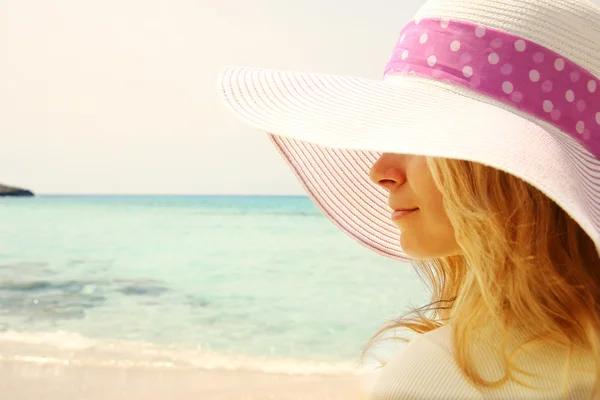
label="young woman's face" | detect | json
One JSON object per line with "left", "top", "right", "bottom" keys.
{"left": 369, "top": 153, "right": 462, "bottom": 259}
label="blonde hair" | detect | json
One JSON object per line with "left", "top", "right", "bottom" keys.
{"left": 363, "top": 157, "right": 600, "bottom": 398}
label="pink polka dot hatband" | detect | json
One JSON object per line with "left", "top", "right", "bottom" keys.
{"left": 218, "top": 0, "right": 600, "bottom": 261}
{"left": 384, "top": 18, "right": 600, "bottom": 158}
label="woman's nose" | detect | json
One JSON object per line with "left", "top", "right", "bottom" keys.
{"left": 369, "top": 153, "right": 407, "bottom": 190}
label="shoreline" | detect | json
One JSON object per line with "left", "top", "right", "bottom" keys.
{"left": 1, "top": 358, "right": 367, "bottom": 400}
{"left": 0, "top": 335, "right": 375, "bottom": 399}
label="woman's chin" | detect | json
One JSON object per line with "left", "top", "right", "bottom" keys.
{"left": 400, "top": 234, "right": 462, "bottom": 259}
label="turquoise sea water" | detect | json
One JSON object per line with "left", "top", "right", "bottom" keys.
{"left": 0, "top": 195, "right": 428, "bottom": 374}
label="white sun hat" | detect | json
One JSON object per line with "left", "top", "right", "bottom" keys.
{"left": 217, "top": 0, "right": 600, "bottom": 262}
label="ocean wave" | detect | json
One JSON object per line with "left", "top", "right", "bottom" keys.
{"left": 0, "top": 330, "right": 365, "bottom": 376}
{"left": 0, "top": 330, "right": 97, "bottom": 350}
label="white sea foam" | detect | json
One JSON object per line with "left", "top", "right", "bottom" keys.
{"left": 0, "top": 330, "right": 366, "bottom": 376}
{"left": 0, "top": 330, "right": 96, "bottom": 350}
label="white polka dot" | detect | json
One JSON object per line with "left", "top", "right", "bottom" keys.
{"left": 551, "top": 109, "right": 562, "bottom": 121}
{"left": 510, "top": 91, "right": 523, "bottom": 103}
{"left": 529, "top": 70, "right": 540, "bottom": 82}
{"left": 420, "top": 33, "right": 428, "bottom": 44}
{"left": 576, "top": 121, "right": 585, "bottom": 134}
{"left": 570, "top": 71, "right": 581, "bottom": 83}
{"left": 514, "top": 39, "right": 526, "bottom": 52}
{"left": 440, "top": 18, "right": 450, "bottom": 28}
{"left": 577, "top": 99, "right": 587, "bottom": 112}
{"left": 488, "top": 53, "right": 500, "bottom": 65}
{"left": 596, "top": 112, "right": 600, "bottom": 125}
{"left": 555, "top": 58, "right": 565, "bottom": 71}
{"left": 450, "top": 40, "right": 461, "bottom": 52}
{"left": 475, "top": 26, "right": 486, "bottom": 37}
{"left": 427, "top": 55, "right": 437, "bottom": 66}
{"left": 533, "top": 52, "right": 545, "bottom": 64}
{"left": 462, "top": 66, "right": 473, "bottom": 78}
{"left": 400, "top": 34, "right": 406, "bottom": 43}
{"left": 415, "top": 18, "right": 422, "bottom": 25}
{"left": 566, "top": 90, "right": 575, "bottom": 102}
{"left": 589, "top": 80, "right": 597, "bottom": 93}
{"left": 543, "top": 100, "right": 553, "bottom": 113}
{"left": 500, "top": 64, "right": 513, "bottom": 75}
{"left": 502, "top": 81, "right": 514, "bottom": 94}
{"left": 401, "top": 50, "right": 409, "bottom": 60}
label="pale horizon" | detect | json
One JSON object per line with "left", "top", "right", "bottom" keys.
{"left": 0, "top": 0, "right": 425, "bottom": 195}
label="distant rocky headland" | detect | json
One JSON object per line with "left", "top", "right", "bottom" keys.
{"left": 0, "top": 184, "right": 34, "bottom": 197}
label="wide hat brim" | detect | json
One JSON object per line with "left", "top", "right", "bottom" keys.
{"left": 218, "top": 65, "right": 600, "bottom": 261}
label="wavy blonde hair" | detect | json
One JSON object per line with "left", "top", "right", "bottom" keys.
{"left": 363, "top": 157, "right": 600, "bottom": 398}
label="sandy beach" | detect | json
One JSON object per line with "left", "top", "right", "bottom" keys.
{"left": 1, "top": 359, "right": 366, "bottom": 400}
{"left": 0, "top": 330, "right": 377, "bottom": 400}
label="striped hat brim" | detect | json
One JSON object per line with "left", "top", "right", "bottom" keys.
{"left": 218, "top": 66, "right": 600, "bottom": 260}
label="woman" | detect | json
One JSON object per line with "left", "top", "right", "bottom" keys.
{"left": 217, "top": 0, "right": 600, "bottom": 398}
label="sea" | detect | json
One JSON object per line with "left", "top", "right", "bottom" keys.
{"left": 0, "top": 195, "right": 429, "bottom": 376}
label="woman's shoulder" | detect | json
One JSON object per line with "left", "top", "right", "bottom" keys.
{"left": 365, "top": 325, "right": 483, "bottom": 400}
{"left": 363, "top": 324, "right": 596, "bottom": 400}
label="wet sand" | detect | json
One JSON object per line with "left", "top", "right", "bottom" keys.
{"left": 1, "top": 359, "right": 368, "bottom": 400}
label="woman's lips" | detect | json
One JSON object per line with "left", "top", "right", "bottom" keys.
{"left": 391, "top": 208, "right": 419, "bottom": 220}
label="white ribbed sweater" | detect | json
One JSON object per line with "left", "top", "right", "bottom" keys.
{"left": 365, "top": 325, "right": 596, "bottom": 399}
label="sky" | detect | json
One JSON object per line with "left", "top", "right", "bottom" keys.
{"left": 0, "top": 0, "right": 425, "bottom": 194}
